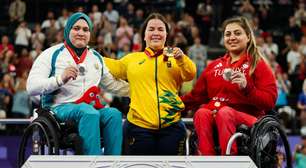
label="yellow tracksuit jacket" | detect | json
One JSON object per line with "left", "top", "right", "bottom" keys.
{"left": 105, "top": 47, "right": 196, "bottom": 129}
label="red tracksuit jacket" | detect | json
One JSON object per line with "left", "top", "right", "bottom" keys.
{"left": 182, "top": 53, "right": 277, "bottom": 118}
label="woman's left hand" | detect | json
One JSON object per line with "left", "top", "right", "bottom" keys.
{"left": 173, "top": 47, "right": 184, "bottom": 60}
{"left": 231, "top": 71, "right": 247, "bottom": 89}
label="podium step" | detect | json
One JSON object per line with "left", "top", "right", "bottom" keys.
{"left": 22, "top": 155, "right": 257, "bottom": 168}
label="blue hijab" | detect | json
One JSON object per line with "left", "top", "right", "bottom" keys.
{"left": 64, "top": 12, "right": 93, "bottom": 56}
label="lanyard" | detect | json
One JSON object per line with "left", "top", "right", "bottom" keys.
{"left": 64, "top": 41, "right": 88, "bottom": 64}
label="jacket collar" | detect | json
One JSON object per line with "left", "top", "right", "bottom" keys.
{"left": 144, "top": 47, "right": 163, "bottom": 57}
{"left": 223, "top": 52, "right": 251, "bottom": 67}
{"left": 144, "top": 47, "right": 170, "bottom": 61}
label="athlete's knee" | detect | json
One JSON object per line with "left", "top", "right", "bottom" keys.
{"left": 79, "top": 103, "right": 100, "bottom": 118}
{"left": 216, "top": 106, "right": 234, "bottom": 120}
{"left": 194, "top": 107, "right": 212, "bottom": 120}
{"left": 106, "top": 107, "right": 122, "bottom": 120}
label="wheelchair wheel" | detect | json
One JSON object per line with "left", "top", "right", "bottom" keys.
{"left": 250, "top": 115, "right": 292, "bottom": 168}
{"left": 17, "top": 116, "right": 60, "bottom": 168}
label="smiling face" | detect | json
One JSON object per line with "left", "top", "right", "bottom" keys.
{"left": 144, "top": 19, "right": 167, "bottom": 51}
{"left": 223, "top": 23, "right": 250, "bottom": 57}
{"left": 69, "top": 19, "right": 90, "bottom": 48}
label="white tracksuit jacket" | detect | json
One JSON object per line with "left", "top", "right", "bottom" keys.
{"left": 27, "top": 43, "right": 129, "bottom": 107}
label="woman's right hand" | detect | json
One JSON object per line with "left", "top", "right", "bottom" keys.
{"left": 61, "top": 66, "right": 78, "bottom": 84}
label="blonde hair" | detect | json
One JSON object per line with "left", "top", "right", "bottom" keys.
{"left": 222, "top": 17, "right": 268, "bottom": 75}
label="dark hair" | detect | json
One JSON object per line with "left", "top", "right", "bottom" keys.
{"left": 140, "top": 13, "right": 170, "bottom": 50}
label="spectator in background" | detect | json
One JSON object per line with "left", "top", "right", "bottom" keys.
{"left": 173, "top": 32, "right": 188, "bottom": 52}
{"left": 90, "top": 4, "right": 102, "bottom": 27}
{"left": 131, "top": 9, "right": 144, "bottom": 29}
{"left": 164, "top": 13, "right": 176, "bottom": 42}
{"left": 41, "top": 11, "right": 60, "bottom": 31}
{"left": 294, "top": 126, "right": 306, "bottom": 168}
{"left": 57, "top": 8, "right": 69, "bottom": 29}
{"left": 298, "top": 79, "right": 306, "bottom": 126}
{"left": 257, "top": 0, "right": 272, "bottom": 31}
{"left": 103, "top": 2, "right": 119, "bottom": 32}
{"left": 11, "top": 71, "right": 31, "bottom": 119}
{"left": 95, "top": 16, "right": 113, "bottom": 55}
{"left": 0, "top": 35, "right": 15, "bottom": 56}
{"left": 10, "top": 70, "right": 31, "bottom": 134}
{"left": 279, "top": 34, "right": 293, "bottom": 72}
{"left": 45, "top": 19, "right": 59, "bottom": 47}
{"left": 0, "top": 76, "right": 13, "bottom": 131}
{"left": 239, "top": 0, "right": 255, "bottom": 21}
{"left": 1, "top": 73, "right": 15, "bottom": 95}
{"left": 31, "top": 24, "right": 46, "bottom": 50}
{"left": 131, "top": 27, "right": 142, "bottom": 52}
{"left": 286, "top": 16, "right": 303, "bottom": 42}
{"left": 1, "top": 50, "right": 16, "bottom": 76}
{"left": 29, "top": 43, "right": 43, "bottom": 60}
{"left": 188, "top": 36, "right": 208, "bottom": 78}
{"left": 117, "top": 43, "right": 130, "bottom": 59}
{"left": 287, "top": 41, "right": 301, "bottom": 75}
{"left": 115, "top": 16, "right": 133, "bottom": 52}
{"left": 8, "top": 0, "right": 26, "bottom": 23}
{"left": 294, "top": 2, "right": 306, "bottom": 27}
{"left": 8, "top": 0, "right": 26, "bottom": 36}
{"left": 299, "top": 36, "right": 306, "bottom": 55}
{"left": 196, "top": 1, "right": 213, "bottom": 45}
{"left": 264, "top": 34, "right": 279, "bottom": 56}
{"left": 123, "top": 3, "right": 135, "bottom": 25}
{"left": 267, "top": 50, "right": 291, "bottom": 109}
{"left": 256, "top": 35, "right": 270, "bottom": 59}
{"left": 15, "top": 21, "right": 31, "bottom": 54}
{"left": 15, "top": 48, "right": 33, "bottom": 78}
{"left": 251, "top": 16, "right": 263, "bottom": 37}
{"left": 51, "top": 30, "right": 64, "bottom": 46}
{"left": 177, "top": 13, "right": 194, "bottom": 45}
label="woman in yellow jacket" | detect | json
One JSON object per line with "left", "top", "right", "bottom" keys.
{"left": 105, "top": 13, "right": 196, "bottom": 155}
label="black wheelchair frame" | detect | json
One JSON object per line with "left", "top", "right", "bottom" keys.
{"left": 186, "top": 113, "right": 293, "bottom": 168}
{"left": 17, "top": 108, "right": 83, "bottom": 168}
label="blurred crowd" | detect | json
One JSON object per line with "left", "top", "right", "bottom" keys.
{"left": 0, "top": 0, "right": 305, "bottom": 137}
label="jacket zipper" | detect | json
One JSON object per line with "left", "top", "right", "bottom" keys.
{"left": 155, "top": 56, "right": 161, "bottom": 129}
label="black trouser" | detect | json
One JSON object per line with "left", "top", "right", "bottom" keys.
{"left": 125, "top": 120, "right": 186, "bottom": 155}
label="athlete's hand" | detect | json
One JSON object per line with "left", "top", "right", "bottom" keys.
{"left": 231, "top": 71, "right": 247, "bottom": 89}
{"left": 61, "top": 66, "right": 78, "bottom": 84}
{"left": 173, "top": 47, "right": 184, "bottom": 60}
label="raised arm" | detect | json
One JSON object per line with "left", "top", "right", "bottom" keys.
{"left": 100, "top": 58, "right": 129, "bottom": 97}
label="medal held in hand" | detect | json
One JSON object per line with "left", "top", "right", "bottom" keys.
{"left": 78, "top": 63, "right": 86, "bottom": 76}
{"left": 164, "top": 47, "right": 174, "bottom": 57}
{"left": 223, "top": 68, "right": 233, "bottom": 81}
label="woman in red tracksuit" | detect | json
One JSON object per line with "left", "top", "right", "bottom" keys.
{"left": 181, "top": 17, "right": 277, "bottom": 155}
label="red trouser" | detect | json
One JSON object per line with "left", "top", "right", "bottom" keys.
{"left": 193, "top": 106, "right": 257, "bottom": 155}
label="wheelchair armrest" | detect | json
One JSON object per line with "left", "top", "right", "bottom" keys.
{"left": 236, "top": 124, "right": 250, "bottom": 135}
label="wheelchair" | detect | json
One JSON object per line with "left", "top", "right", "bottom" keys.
{"left": 186, "top": 112, "right": 293, "bottom": 168}
{"left": 17, "top": 108, "right": 85, "bottom": 168}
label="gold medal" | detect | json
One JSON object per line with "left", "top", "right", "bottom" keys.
{"left": 164, "top": 47, "right": 174, "bottom": 57}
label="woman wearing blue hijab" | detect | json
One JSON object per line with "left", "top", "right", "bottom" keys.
{"left": 27, "top": 12, "right": 129, "bottom": 155}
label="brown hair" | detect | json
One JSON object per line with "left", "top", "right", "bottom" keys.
{"left": 140, "top": 13, "right": 170, "bottom": 50}
{"left": 222, "top": 16, "right": 267, "bottom": 75}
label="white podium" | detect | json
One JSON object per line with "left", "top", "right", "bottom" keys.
{"left": 22, "top": 155, "right": 257, "bottom": 168}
